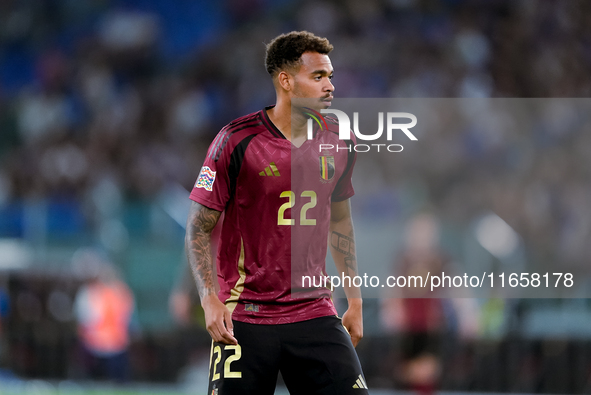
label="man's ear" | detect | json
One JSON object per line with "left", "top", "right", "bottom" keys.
{"left": 277, "top": 70, "right": 292, "bottom": 91}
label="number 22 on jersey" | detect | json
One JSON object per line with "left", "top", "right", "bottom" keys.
{"left": 277, "top": 191, "right": 317, "bottom": 226}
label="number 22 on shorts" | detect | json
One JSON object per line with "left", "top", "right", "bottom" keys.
{"left": 210, "top": 343, "right": 242, "bottom": 381}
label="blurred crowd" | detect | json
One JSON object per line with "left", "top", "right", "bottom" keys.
{"left": 1, "top": 0, "right": 591, "bottom": 391}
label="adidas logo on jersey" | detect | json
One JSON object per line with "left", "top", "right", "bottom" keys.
{"left": 352, "top": 374, "right": 368, "bottom": 389}
{"left": 259, "top": 162, "right": 281, "bottom": 176}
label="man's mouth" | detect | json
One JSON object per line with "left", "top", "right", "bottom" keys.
{"left": 321, "top": 96, "right": 333, "bottom": 105}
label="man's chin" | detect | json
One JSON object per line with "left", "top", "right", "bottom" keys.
{"left": 314, "top": 99, "right": 333, "bottom": 110}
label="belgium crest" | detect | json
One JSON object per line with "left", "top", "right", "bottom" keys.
{"left": 319, "top": 156, "right": 335, "bottom": 181}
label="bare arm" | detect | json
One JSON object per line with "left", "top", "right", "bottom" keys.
{"left": 185, "top": 201, "right": 237, "bottom": 344}
{"left": 329, "top": 198, "right": 363, "bottom": 346}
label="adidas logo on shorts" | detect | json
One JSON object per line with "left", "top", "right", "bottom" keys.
{"left": 352, "top": 374, "right": 368, "bottom": 389}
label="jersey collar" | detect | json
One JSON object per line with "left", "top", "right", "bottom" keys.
{"left": 260, "top": 105, "right": 287, "bottom": 140}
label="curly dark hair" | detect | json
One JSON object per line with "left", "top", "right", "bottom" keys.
{"left": 265, "top": 31, "right": 333, "bottom": 77}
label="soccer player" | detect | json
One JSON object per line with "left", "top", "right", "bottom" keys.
{"left": 186, "top": 31, "right": 369, "bottom": 394}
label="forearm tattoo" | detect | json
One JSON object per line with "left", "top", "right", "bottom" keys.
{"left": 331, "top": 231, "right": 357, "bottom": 277}
{"left": 185, "top": 203, "right": 221, "bottom": 299}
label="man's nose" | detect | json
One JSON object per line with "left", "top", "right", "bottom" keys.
{"left": 325, "top": 79, "right": 334, "bottom": 92}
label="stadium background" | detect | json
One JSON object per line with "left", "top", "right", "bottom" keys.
{"left": 0, "top": 0, "right": 590, "bottom": 393}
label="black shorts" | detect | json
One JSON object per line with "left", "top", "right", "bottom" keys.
{"left": 207, "top": 315, "right": 369, "bottom": 395}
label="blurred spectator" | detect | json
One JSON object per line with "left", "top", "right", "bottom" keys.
{"left": 381, "top": 212, "right": 478, "bottom": 394}
{"left": 168, "top": 262, "right": 203, "bottom": 328}
{"left": 73, "top": 250, "right": 136, "bottom": 382}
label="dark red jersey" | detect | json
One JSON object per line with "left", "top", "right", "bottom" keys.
{"left": 190, "top": 106, "right": 356, "bottom": 324}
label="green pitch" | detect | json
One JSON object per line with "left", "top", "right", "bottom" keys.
{"left": 1, "top": 380, "right": 194, "bottom": 395}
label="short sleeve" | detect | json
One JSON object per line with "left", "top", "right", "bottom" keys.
{"left": 331, "top": 140, "right": 357, "bottom": 202}
{"left": 189, "top": 132, "right": 232, "bottom": 212}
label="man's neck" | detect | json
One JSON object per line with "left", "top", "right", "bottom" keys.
{"left": 266, "top": 99, "right": 307, "bottom": 144}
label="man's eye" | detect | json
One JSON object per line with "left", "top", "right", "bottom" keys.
{"left": 329, "top": 75, "right": 334, "bottom": 80}
{"left": 315, "top": 76, "right": 322, "bottom": 81}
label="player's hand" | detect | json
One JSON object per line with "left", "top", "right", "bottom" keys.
{"left": 342, "top": 299, "right": 363, "bottom": 347}
{"left": 202, "top": 294, "right": 238, "bottom": 345}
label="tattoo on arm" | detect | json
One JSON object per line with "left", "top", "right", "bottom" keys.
{"left": 185, "top": 203, "right": 222, "bottom": 299}
{"left": 331, "top": 231, "right": 357, "bottom": 277}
